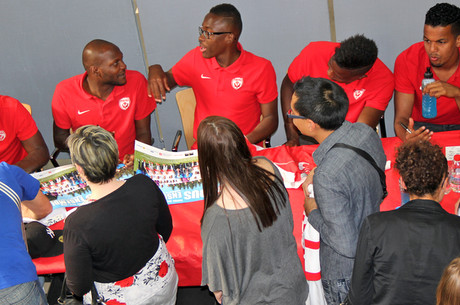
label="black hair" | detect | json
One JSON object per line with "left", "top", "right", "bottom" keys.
{"left": 293, "top": 76, "right": 349, "bottom": 130}
{"left": 209, "top": 3, "right": 243, "bottom": 38}
{"left": 334, "top": 34, "right": 378, "bottom": 70}
{"left": 425, "top": 3, "right": 460, "bottom": 37}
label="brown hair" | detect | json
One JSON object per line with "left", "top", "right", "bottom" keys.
{"left": 395, "top": 141, "right": 447, "bottom": 196}
{"left": 197, "top": 116, "right": 286, "bottom": 231}
{"left": 437, "top": 257, "right": 460, "bottom": 305}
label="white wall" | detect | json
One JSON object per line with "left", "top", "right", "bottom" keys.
{"left": 0, "top": 0, "right": 456, "bottom": 153}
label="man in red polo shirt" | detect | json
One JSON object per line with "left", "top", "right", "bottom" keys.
{"left": 394, "top": 2, "right": 460, "bottom": 142}
{"left": 52, "top": 39, "right": 156, "bottom": 167}
{"left": 0, "top": 95, "right": 49, "bottom": 173}
{"left": 147, "top": 3, "right": 278, "bottom": 149}
{"left": 281, "top": 35, "right": 394, "bottom": 146}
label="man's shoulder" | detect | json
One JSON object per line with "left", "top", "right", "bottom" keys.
{"left": 125, "top": 70, "right": 146, "bottom": 81}
{"left": 368, "top": 57, "right": 393, "bottom": 78}
{"left": 56, "top": 73, "right": 84, "bottom": 87}
{"left": 395, "top": 41, "right": 425, "bottom": 63}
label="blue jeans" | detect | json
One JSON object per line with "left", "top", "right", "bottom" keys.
{"left": 0, "top": 280, "right": 48, "bottom": 305}
{"left": 322, "top": 278, "right": 350, "bottom": 305}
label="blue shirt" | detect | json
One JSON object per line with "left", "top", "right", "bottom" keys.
{"left": 0, "top": 162, "right": 40, "bottom": 289}
{"left": 309, "top": 121, "right": 386, "bottom": 280}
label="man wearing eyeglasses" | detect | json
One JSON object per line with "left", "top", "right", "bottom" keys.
{"left": 148, "top": 3, "right": 278, "bottom": 149}
{"left": 291, "top": 76, "right": 386, "bottom": 305}
{"left": 281, "top": 35, "right": 394, "bottom": 146}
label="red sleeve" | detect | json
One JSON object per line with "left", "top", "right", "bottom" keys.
{"left": 394, "top": 50, "right": 414, "bottom": 94}
{"left": 51, "top": 83, "right": 72, "bottom": 129}
{"left": 171, "top": 48, "right": 196, "bottom": 87}
{"left": 133, "top": 72, "right": 157, "bottom": 121}
{"left": 15, "top": 100, "right": 38, "bottom": 141}
{"left": 256, "top": 60, "right": 278, "bottom": 104}
{"left": 362, "top": 60, "right": 395, "bottom": 111}
{"left": 287, "top": 44, "right": 312, "bottom": 84}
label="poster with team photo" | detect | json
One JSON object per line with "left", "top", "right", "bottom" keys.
{"left": 134, "top": 141, "right": 203, "bottom": 205}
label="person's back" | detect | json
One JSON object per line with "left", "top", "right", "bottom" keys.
{"left": 345, "top": 141, "right": 460, "bottom": 305}
{"left": 201, "top": 157, "right": 307, "bottom": 305}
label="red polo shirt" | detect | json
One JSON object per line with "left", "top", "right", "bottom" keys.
{"left": 0, "top": 95, "right": 38, "bottom": 165}
{"left": 288, "top": 41, "right": 394, "bottom": 122}
{"left": 52, "top": 70, "right": 156, "bottom": 160}
{"left": 394, "top": 41, "right": 460, "bottom": 125}
{"left": 172, "top": 43, "right": 278, "bottom": 144}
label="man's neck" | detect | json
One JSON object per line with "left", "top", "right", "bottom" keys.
{"left": 83, "top": 76, "right": 114, "bottom": 101}
{"left": 215, "top": 45, "right": 241, "bottom": 68}
{"left": 314, "top": 129, "right": 335, "bottom": 144}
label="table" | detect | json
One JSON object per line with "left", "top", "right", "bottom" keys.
{"left": 34, "top": 131, "right": 460, "bottom": 286}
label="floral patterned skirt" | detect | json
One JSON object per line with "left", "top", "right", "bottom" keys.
{"left": 83, "top": 236, "right": 178, "bottom": 305}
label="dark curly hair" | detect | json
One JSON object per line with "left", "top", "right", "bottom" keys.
{"left": 334, "top": 34, "right": 378, "bottom": 70}
{"left": 425, "top": 3, "right": 460, "bottom": 37}
{"left": 395, "top": 141, "right": 448, "bottom": 197}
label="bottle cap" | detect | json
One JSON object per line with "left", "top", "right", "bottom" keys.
{"left": 424, "top": 67, "right": 433, "bottom": 78}
{"left": 454, "top": 154, "right": 460, "bottom": 162}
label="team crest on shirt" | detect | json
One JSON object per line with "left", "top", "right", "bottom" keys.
{"left": 353, "top": 89, "right": 366, "bottom": 100}
{"left": 119, "top": 97, "right": 131, "bottom": 110}
{"left": 231, "top": 77, "right": 243, "bottom": 90}
{"left": 0, "top": 131, "right": 5, "bottom": 141}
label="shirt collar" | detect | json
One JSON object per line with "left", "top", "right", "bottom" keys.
{"left": 210, "top": 42, "right": 245, "bottom": 73}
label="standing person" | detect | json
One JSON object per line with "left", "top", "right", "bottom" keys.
{"left": 281, "top": 34, "right": 394, "bottom": 146}
{"left": 290, "top": 77, "right": 386, "bottom": 304}
{"left": 437, "top": 257, "right": 460, "bottom": 305}
{"left": 345, "top": 141, "right": 460, "bottom": 305}
{"left": 0, "top": 162, "right": 52, "bottom": 305}
{"left": 197, "top": 116, "right": 308, "bottom": 305}
{"left": 0, "top": 95, "right": 49, "bottom": 173}
{"left": 148, "top": 3, "right": 278, "bottom": 149}
{"left": 52, "top": 39, "right": 156, "bottom": 167}
{"left": 64, "top": 126, "right": 177, "bottom": 305}
{"left": 394, "top": 2, "right": 460, "bottom": 142}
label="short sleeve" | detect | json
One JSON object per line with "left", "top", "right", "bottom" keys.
{"left": 10, "top": 164, "right": 40, "bottom": 200}
{"left": 171, "top": 49, "right": 196, "bottom": 87}
{"left": 255, "top": 61, "right": 278, "bottom": 104}
{"left": 132, "top": 72, "right": 157, "bottom": 121}
{"left": 394, "top": 51, "right": 415, "bottom": 94}
{"left": 51, "top": 83, "right": 72, "bottom": 129}
{"left": 14, "top": 99, "right": 38, "bottom": 141}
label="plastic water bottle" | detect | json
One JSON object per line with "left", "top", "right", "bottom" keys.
{"left": 421, "top": 67, "right": 437, "bottom": 119}
{"left": 451, "top": 154, "right": 460, "bottom": 193}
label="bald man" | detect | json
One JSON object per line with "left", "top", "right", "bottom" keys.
{"left": 52, "top": 39, "right": 156, "bottom": 167}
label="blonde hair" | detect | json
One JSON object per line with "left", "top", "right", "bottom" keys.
{"left": 67, "top": 125, "right": 119, "bottom": 183}
{"left": 437, "top": 257, "right": 460, "bottom": 305}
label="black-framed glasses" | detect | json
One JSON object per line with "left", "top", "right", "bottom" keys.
{"left": 286, "top": 109, "right": 307, "bottom": 120}
{"left": 198, "top": 26, "right": 232, "bottom": 39}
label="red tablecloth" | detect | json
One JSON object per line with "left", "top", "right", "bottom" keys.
{"left": 34, "top": 131, "right": 460, "bottom": 286}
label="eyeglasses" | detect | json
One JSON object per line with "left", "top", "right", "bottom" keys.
{"left": 198, "top": 26, "right": 232, "bottom": 39}
{"left": 286, "top": 109, "right": 307, "bottom": 120}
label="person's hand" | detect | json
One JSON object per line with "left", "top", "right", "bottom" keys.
{"left": 404, "top": 118, "right": 433, "bottom": 143}
{"left": 423, "top": 81, "right": 460, "bottom": 99}
{"left": 122, "top": 154, "right": 134, "bottom": 169}
{"left": 147, "top": 65, "right": 170, "bottom": 102}
{"left": 302, "top": 168, "right": 317, "bottom": 215}
{"left": 304, "top": 197, "right": 318, "bottom": 216}
{"left": 213, "top": 290, "right": 223, "bottom": 304}
{"left": 455, "top": 198, "right": 460, "bottom": 216}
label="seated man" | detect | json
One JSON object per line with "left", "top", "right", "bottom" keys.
{"left": 0, "top": 95, "right": 49, "bottom": 173}
{"left": 52, "top": 39, "right": 156, "bottom": 167}
{"left": 282, "top": 34, "right": 394, "bottom": 146}
{"left": 0, "top": 161, "right": 52, "bottom": 304}
{"left": 394, "top": 3, "right": 460, "bottom": 142}
{"left": 148, "top": 3, "right": 278, "bottom": 148}
{"left": 344, "top": 141, "right": 460, "bottom": 305}
{"left": 291, "top": 76, "right": 386, "bottom": 304}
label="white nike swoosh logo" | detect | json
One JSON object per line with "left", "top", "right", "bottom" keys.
{"left": 201, "top": 74, "right": 211, "bottom": 79}
{"left": 77, "top": 110, "right": 90, "bottom": 115}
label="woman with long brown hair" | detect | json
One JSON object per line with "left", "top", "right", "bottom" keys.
{"left": 437, "top": 257, "right": 460, "bottom": 305}
{"left": 197, "top": 116, "right": 308, "bottom": 305}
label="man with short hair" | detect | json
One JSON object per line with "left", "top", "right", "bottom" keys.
{"left": 0, "top": 95, "right": 49, "bottom": 173}
{"left": 344, "top": 141, "right": 460, "bottom": 305}
{"left": 394, "top": 2, "right": 460, "bottom": 142}
{"left": 282, "top": 35, "right": 394, "bottom": 146}
{"left": 291, "top": 77, "right": 386, "bottom": 304}
{"left": 148, "top": 3, "right": 278, "bottom": 149}
{"left": 52, "top": 39, "right": 156, "bottom": 167}
{"left": 0, "top": 162, "right": 52, "bottom": 304}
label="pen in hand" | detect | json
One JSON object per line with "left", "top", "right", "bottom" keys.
{"left": 399, "top": 122, "right": 412, "bottom": 134}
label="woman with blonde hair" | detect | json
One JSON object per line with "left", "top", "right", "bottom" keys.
{"left": 63, "top": 125, "right": 177, "bottom": 304}
{"left": 437, "top": 257, "right": 460, "bottom": 305}
{"left": 197, "top": 116, "right": 308, "bottom": 305}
